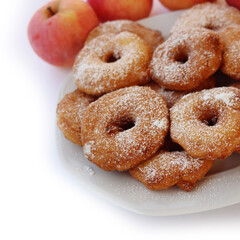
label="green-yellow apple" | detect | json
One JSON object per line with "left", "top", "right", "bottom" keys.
{"left": 87, "top": 0, "right": 153, "bottom": 22}
{"left": 158, "top": 0, "right": 216, "bottom": 10}
{"left": 28, "top": 0, "right": 99, "bottom": 67}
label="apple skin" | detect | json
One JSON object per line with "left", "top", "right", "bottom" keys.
{"left": 28, "top": 0, "right": 99, "bottom": 67}
{"left": 159, "top": 0, "right": 216, "bottom": 10}
{"left": 87, "top": 0, "right": 153, "bottom": 22}
{"left": 226, "top": 0, "right": 240, "bottom": 10}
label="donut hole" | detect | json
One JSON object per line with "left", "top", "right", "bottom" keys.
{"left": 119, "top": 119, "right": 135, "bottom": 131}
{"left": 106, "top": 117, "right": 135, "bottom": 134}
{"left": 174, "top": 51, "right": 189, "bottom": 64}
{"left": 204, "top": 24, "right": 219, "bottom": 31}
{"left": 104, "top": 52, "right": 121, "bottom": 63}
{"left": 201, "top": 113, "right": 219, "bottom": 127}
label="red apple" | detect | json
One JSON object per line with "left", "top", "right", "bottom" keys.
{"left": 87, "top": 0, "right": 153, "bottom": 22}
{"left": 28, "top": 0, "right": 99, "bottom": 67}
{"left": 158, "top": 0, "right": 216, "bottom": 10}
{"left": 226, "top": 0, "right": 240, "bottom": 10}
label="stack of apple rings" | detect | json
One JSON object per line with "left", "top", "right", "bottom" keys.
{"left": 57, "top": 3, "right": 240, "bottom": 192}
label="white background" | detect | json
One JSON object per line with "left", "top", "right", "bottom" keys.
{"left": 1, "top": 0, "right": 239, "bottom": 239}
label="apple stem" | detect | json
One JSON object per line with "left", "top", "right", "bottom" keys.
{"left": 47, "top": 6, "right": 55, "bottom": 17}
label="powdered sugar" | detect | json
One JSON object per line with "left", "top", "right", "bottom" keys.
{"left": 202, "top": 88, "right": 238, "bottom": 107}
{"left": 76, "top": 166, "right": 95, "bottom": 176}
{"left": 170, "top": 87, "right": 240, "bottom": 160}
{"left": 171, "top": 3, "right": 240, "bottom": 34}
{"left": 73, "top": 32, "right": 152, "bottom": 95}
{"left": 220, "top": 26, "right": 240, "bottom": 79}
{"left": 141, "top": 152, "right": 204, "bottom": 181}
{"left": 56, "top": 89, "right": 96, "bottom": 146}
{"left": 81, "top": 86, "right": 169, "bottom": 171}
{"left": 83, "top": 141, "right": 95, "bottom": 158}
{"left": 153, "top": 119, "right": 168, "bottom": 131}
{"left": 84, "top": 166, "right": 95, "bottom": 176}
{"left": 215, "top": 92, "right": 235, "bottom": 105}
{"left": 85, "top": 20, "right": 164, "bottom": 50}
{"left": 130, "top": 151, "right": 213, "bottom": 190}
{"left": 150, "top": 28, "right": 221, "bottom": 91}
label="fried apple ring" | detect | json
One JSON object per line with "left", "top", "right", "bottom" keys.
{"left": 220, "top": 26, "right": 240, "bottom": 80}
{"left": 170, "top": 3, "right": 240, "bottom": 34}
{"left": 147, "top": 76, "right": 216, "bottom": 108}
{"left": 57, "top": 89, "right": 96, "bottom": 146}
{"left": 170, "top": 87, "right": 240, "bottom": 160}
{"left": 149, "top": 28, "right": 222, "bottom": 91}
{"left": 129, "top": 150, "right": 214, "bottom": 191}
{"left": 73, "top": 32, "right": 153, "bottom": 96}
{"left": 85, "top": 20, "right": 164, "bottom": 50}
{"left": 81, "top": 86, "right": 169, "bottom": 171}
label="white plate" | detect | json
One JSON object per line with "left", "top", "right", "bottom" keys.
{"left": 55, "top": 11, "right": 240, "bottom": 216}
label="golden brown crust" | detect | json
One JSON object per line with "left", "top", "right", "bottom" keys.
{"left": 85, "top": 20, "right": 164, "bottom": 50}
{"left": 81, "top": 86, "right": 169, "bottom": 171}
{"left": 129, "top": 151, "right": 214, "bottom": 191}
{"left": 56, "top": 89, "right": 96, "bottom": 146}
{"left": 73, "top": 32, "right": 153, "bottom": 96}
{"left": 193, "top": 75, "right": 216, "bottom": 91}
{"left": 149, "top": 28, "right": 222, "bottom": 91}
{"left": 146, "top": 82, "right": 186, "bottom": 109}
{"left": 170, "top": 3, "right": 240, "bottom": 81}
{"left": 219, "top": 26, "right": 240, "bottom": 80}
{"left": 170, "top": 87, "right": 240, "bottom": 160}
{"left": 147, "top": 76, "right": 216, "bottom": 108}
{"left": 170, "top": 3, "right": 240, "bottom": 34}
